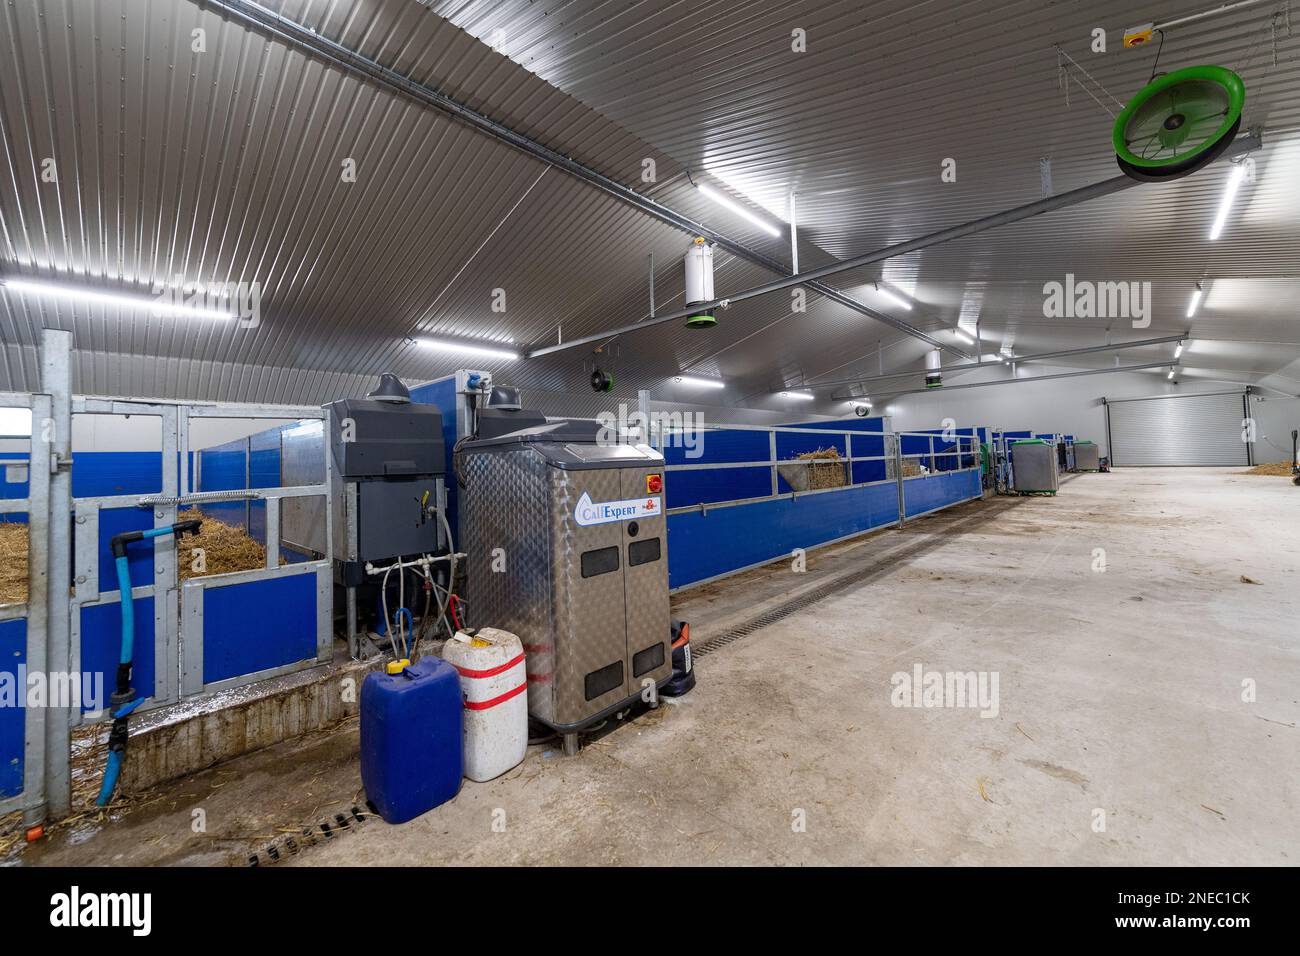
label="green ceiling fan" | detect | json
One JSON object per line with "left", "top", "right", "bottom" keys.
{"left": 1113, "top": 64, "right": 1246, "bottom": 182}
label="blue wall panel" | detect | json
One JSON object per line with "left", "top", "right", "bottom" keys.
{"left": 850, "top": 433, "right": 888, "bottom": 484}
{"left": 667, "top": 482, "right": 900, "bottom": 589}
{"left": 666, "top": 465, "right": 770, "bottom": 509}
{"left": 248, "top": 441, "right": 281, "bottom": 489}
{"left": 71, "top": 451, "right": 163, "bottom": 497}
{"left": 662, "top": 428, "right": 773, "bottom": 507}
{"left": 663, "top": 428, "right": 769, "bottom": 465}
{"left": 775, "top": 430, "right": 846, "bottom": 460}
{"left": 198, "top": 444, "right": 249, "bottom": 529}
{"left": 409, "top": 377, "right": 459, "bottom": 533}
{"left": 94, "top": 506, "right": 159, "bottom": 592}
{"left": 80, "top": 598, "right": 156, "bottom": 712}
{"left": 202, "top": 573, "right": 317, "bottom": 684}
{"left": 782, "top": 416, "right": 887, "bottom": 432}
{"left": 903, "top": 471, "right": 980, "bottom": 518}
{"left": 246, "top": 429, "right": 282, "bottom": 545}
{"left": 0, "top": 617, "right": 26, "bottom": 797}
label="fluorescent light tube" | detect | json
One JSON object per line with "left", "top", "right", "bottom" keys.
{"left": 874, "top": 285, "right": 913, "bottom": 311}
{"left": 417, "top": 337, "right": 519, "bottom": 361}
{"left": 697, "top": 183, "right": 782, "bottom": 238}
{"left": 675, "top": 375, "right": 725, "bottom": 389}
{"left": 1186, "top": 288, "right": 1203, "bottom": 318}
{"left": 1208, "top": 165, "right": 1245, "bottom": 241}
{"left": 1174, "top": 342, "right": 1185, "bottom": 359}
{"left": 2, "top": 278, "right": 235, "bottom": 319}
{"left": 780, "top": 391, "right": 815, "bottom": 401}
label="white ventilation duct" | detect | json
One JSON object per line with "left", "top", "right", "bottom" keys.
{"left": 683, "top": 238, "right": 716, "bottom": 328}
{"left": 925, "top": 349, "right": 942, "bottom": 388}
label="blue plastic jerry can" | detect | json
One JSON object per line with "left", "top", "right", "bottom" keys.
{"left": 360, "top": 657, "right": 464, "bottom": 824}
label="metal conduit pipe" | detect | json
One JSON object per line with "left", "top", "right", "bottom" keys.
{"left": 830, "top": 361, "right": 1177, "bottom": 401}
{"left": 812, "top": 334, "right": 1189, "bottom": 391}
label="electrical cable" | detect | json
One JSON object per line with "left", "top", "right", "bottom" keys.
{"left": 1148, "top": 29, "right": 1166, "bottom": 82}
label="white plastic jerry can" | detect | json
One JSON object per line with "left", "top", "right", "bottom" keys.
{"left": 441, "top": 627, "right": 528, "bottom": 782}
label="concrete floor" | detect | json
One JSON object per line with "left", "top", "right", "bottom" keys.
{"left": 14, "top": 467, "right": 1298, "bottom": 866}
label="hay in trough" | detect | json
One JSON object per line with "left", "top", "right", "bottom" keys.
{"left": 0, "top": 521, "right": 28, "bottom": 605}
{"left": 176, "top": 507, "right": 281, "bottom": 579}
{"left": 1241, "top": 461, "right": 1296, "bottom": 477}
{"left": 794, "top": 447, "right": 847, "bottom": 490}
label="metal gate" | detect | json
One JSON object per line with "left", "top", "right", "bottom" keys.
{"left": 68, "top": 399, "right": 334, "bottom": 727}
{"left": 0, "top": 391, "right": 51, "bottom": 821}
{"left": 1105, "top": 391, "right": 1250, "bottom": 466}
{"left": 6, "top": 332, "right": 338, "bottom": 825}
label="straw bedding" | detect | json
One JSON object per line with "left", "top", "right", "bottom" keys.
{"left": 795, "top": 448, "right": 847, "bottom": 489}
{"left": 0, "top": 522, "right": 28, "bottom": 605}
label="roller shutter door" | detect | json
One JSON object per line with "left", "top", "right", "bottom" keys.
{"left": 1106, "top": 392, "right": 1249, "bottom": 466}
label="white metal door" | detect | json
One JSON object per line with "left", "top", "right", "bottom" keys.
{"left": 1106, "top": 392, "right": 1249, "bottom": 466}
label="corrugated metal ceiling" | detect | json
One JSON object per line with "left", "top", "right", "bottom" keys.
{"left": 1, "top": 0, "right": 1298, "bottom": 413}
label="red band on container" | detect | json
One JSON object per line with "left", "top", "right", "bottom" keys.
{"left": 463, "top": 681, "right": 527, "bottom": 711}
{"left": 453, "top": 652, "right": 525, "bottom": 680}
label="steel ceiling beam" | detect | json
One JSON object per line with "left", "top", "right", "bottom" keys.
{"left": 831, "top": 361, "right": 1175, "bottom": 401}
{"left": 813, "top": 334, "right": 1187, "bottom": 391}
{"left": 200, "top": 0, "right": 967, "bottom": 358}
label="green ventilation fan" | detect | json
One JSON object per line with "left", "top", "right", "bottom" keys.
{"left": 590, "top": 368, "right": 615, "bottom": 393}
{"left": 1113, "top": 65, "right": 1245, "bottom": 182}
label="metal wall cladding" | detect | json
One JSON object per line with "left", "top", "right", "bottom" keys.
{"left": 4, "top": 0, "right": 1298, "bottom": 408}
{"left": 1107, "top": 392, "right": 1250, "bottom": 466}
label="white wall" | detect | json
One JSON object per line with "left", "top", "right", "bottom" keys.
{"left": 69, "top": 414, "right": 299, "bottom": 453}
{"left": 884, "top": 364, "right": 1298, "bottom": 464}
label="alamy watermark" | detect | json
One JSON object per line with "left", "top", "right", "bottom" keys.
{"left": 596, "top": 403, "right": 706, "bottom": 459}
{"left": 890, "top": 663, "right": 999, "bottom": 718}
{"left": 152, "top": 274, "right": 262, "bottom": 328}
{"left": 1, "top": 666, "right": 105, "bottom": 712}
{"left": 1043, "top": 273, "right": 1151, "bottom": 329}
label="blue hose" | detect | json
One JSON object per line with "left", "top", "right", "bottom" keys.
{"left": 97, "top": 519, "right": 202, "bottom": 808}
{"left": 94, "top": 696, "right": 145, "bottom": 806}
{"left": 114, "top": 553, "right": 133, "bottom": 665}
{"left": 97, "top": 750, "right": 122, "bottom": 807}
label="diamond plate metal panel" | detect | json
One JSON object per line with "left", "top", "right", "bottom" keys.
{"left": 460, "top": 448, "right": 557, "bottom": 724}
{"left": 547, "top": 466, "right": 629, "bottom": 725}
{"left": 619, "top": 464, "right": 671, "bottom": 692}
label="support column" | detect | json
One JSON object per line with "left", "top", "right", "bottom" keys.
{"left": 41, "top": 329, "right": 73, "bottom": 820}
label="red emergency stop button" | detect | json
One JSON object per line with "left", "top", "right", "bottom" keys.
{"left": 646, "top": 473, "right": 663, "bottom": 494}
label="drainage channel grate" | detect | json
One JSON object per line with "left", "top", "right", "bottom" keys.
{"left": 694, "top": 567, "right": 881, "bottom": 658}
{"left": 245, "top": 802, "right": 377, "bottom": 866}
{"left": 693, "top": 503, "right": 1003, "bottom": 659}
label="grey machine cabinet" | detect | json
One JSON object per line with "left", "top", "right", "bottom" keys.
{"left": 1010, "top": 440, "right": 1060, "bottom": 494}
{"left": 280, "top": 376, "right": 448, "bottom": 649}
{"left": 458, "top": 417, "right": 672, "bottom": 747}
{"left": 1074, "top": 441, "right": 1102, "bottom": 471}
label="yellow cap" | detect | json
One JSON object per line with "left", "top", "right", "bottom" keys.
{"left": 386, "top": 659, "right": 411, "bottom": 675}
